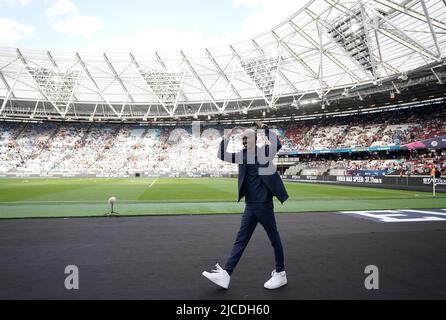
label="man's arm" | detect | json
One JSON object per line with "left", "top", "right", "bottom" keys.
{"left": 217, "top": 127, "right": 243, "bottom": 164}
{"left": 255, "top": 122, "right": 282, "bottom": 159}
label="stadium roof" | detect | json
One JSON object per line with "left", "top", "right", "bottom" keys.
{"left": 0, "top": 0, "right": 446, "bottom": 122}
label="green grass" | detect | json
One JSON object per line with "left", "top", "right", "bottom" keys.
{"left": 0, "top": 177, "right": 445, "bottom": 219}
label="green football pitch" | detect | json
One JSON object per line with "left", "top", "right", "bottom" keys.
{"left": 0, "top": 177, "right": 445, "bottom": 219}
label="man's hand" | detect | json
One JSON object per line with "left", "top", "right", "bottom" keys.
{"left": 255, "top": 121, "right": 267, "bottom": 129}
{"left": 224, "top": 127, "right": 243, "bottom": 139}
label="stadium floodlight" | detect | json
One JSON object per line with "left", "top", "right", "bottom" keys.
{"left": 431, "top": 68, "right": 444, "bottom": 85}
{"left": 392, "top": 82, "right": 401, "bottom": 95}
{"left": 139, "top": 69, "right": 185, "bottom": 114}
{"left": 240, "top": 54, "right": 281, "bottom": 105}
{"left": 327, "top": 6, "right": 377, "bottom": 77}
{"left": 27, "top": 67, "right": 79, "bottom": 113}
{"left": 291, "top": 99, "right": 298, "bottom": 108}
{"left": 398, "top": 73, "right": 409, "bottom": 81}
{"left": 350, "top": 22, "right": 362, "bottom": 34}
{"left": 300, "top": 99, "right": 321, "bottom": 106}
{"left": 53, "top": 76, "right": 61, "bottom": 84}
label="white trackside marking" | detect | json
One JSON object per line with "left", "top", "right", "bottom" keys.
{"left": 339, "top": 209, "right": 446, "bottom": 223}
{"left": 400, "top": 209, "right": 446, "bottom": 217}
{"left": 149, "top": 178, "right": 158, "bottom": 188}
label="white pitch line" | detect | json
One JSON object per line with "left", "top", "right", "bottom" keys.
{"left": 149, "top": 178, "right": 158, "bottom": 188}
{"left": 400, "top": 209, "right": 446, "bottom": 217}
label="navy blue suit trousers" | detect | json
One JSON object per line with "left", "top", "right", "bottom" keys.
{"left": 224, "top": 202, "right": 285, "bottom": 275}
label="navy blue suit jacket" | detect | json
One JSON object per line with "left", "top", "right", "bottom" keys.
{"left": 218, "top": 127, "right": 289, "bottom": 204}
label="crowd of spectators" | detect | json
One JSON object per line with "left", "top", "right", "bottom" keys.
{"left": 0, "top": 103, "right": 445, "bottom": 176}
{"left": 281, "top": 103, "right": 446, "bottom": 151}
{"left": 284, "top": 150, "right": 446, "bottom": 176}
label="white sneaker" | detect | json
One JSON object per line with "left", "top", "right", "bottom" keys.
{"left": 264, "top": 270, "right": 287, "bottom": 290}
{"left": 202, "top": 264, "right": 231, "bottom": 289}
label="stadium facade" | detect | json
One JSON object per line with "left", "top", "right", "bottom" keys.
{"left": 0, "top": 0, "right": 445, "bottom": 123}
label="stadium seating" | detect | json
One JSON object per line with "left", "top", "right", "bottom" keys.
{"left": 1, "top": 104, "right": 445, "bottom": 176}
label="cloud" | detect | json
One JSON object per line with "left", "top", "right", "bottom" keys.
{"left": 234, "top": 0, "right": 305, "bottom": 38}
{"left": 233, "top": 0, "right": 265, "bottom": 8}
{"left": 0, "top": 18, "right": 35, "bottom": 45}
{"left": 46, "top": 0, "right": 77, "bottom": 18}
{"left": 47, "top": 0, "right": 102, "bottom": 38}
{"left": 0, "top": 0, "right": 32, "bottom": 6}
{"left": 84, "top": 0, "right": 304, "bottom": 52}
{"left": 52, "top": 16, "right": 102, "bottom": 38}
{"left": 84, "top": 28, "right": 237, "bottom": 52}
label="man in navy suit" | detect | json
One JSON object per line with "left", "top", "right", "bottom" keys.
{"left": 202, "top": 122, "right": 289, "bottom": 290}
